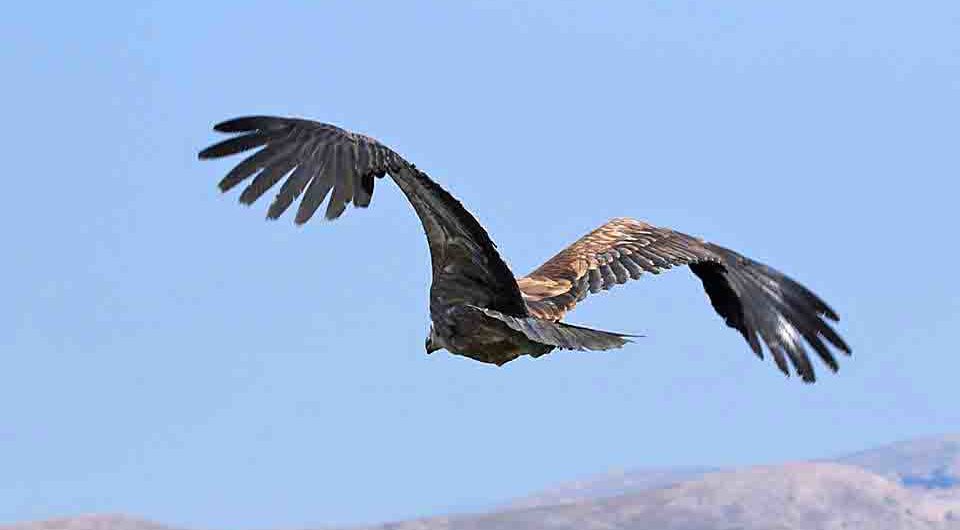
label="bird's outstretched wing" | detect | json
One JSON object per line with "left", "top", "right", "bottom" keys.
{"left": 517, "top": 217, "right": 850, "bottom": 382}
{"left": 199, "top": 116, "right": 527, "bottom": 317}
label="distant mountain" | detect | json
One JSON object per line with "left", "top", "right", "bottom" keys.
{"left": 360, "top": 463, "right": 960, "bottom": 530}
{"left": 507, "top": 433, "right": 960, "bottom": 508}
{"left": 836, "top": 434, "right": 960, "bottom": 489}
{"left": 4, "top": 434, "right": 959, "bottom": 530}
{"left": 506, "top": 466, "right": 719, "bottom": 509}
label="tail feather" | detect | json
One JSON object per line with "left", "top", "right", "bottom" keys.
{"left": 473, "top": 306, "right": 634, "bottom": 351}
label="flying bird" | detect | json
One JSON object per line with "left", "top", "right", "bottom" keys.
{"left": 199, "top": 116, "right": 851, "bottom": 383}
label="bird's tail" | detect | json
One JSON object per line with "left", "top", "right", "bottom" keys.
{"left": 472, "top": 306, "right": 636, "bottom": 351}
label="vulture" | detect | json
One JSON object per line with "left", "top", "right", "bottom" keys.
{"left": 199, "top": 116, "right": 851, "bottom": 383}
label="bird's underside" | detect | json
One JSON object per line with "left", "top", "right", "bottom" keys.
{"left": 199, "top": 115, "right": 851, "bottom": 383}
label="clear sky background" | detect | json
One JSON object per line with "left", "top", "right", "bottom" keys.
{"left": 2, "top": 1, "right": 958, "bottom": 528}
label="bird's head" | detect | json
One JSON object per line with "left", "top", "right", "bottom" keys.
{"left": 425, "top": 324, "right": 441, "bottom": 354}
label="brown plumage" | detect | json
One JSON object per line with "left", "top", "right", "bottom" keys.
{"left": 517, "top": 218, "right": 849, "bottom": 381}
{"left": 199, "top": 115, "right": 851, "bottom": 383}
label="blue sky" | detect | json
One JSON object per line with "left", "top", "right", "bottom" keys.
{"left": 2, "top": 1, "right": 958, "bottom": 527}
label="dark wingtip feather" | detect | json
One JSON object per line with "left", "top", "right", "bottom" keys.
{"left": 835, "top": 332, "right": 853, "bottom": 354}
{"left": 695, "top": 243, "right": 850, "bottom": 383}
{"left": 199, "top": 132, "right": 272, "bottom": 160}
{"left": 769, "top": 344, "right": 791, "bottom": 378}
{"left": 213, "top": 116, "right": 282, "bottom": 133}
{"left": 822, "top": 306, "right": 841, "bottom": 322}
{"left": 819, "top": 325, "right": 852, "bottom": 355}
{"left": 266, "top": 204, "right": 286, "bottom": 221}
{"left": 804, "top": 332, "right": 840, "bottom": 372}
{"left": 796, "top": 354, "right": 817, "bottom": 383}
{"left": 293, "top": 201, "right": 322, "bottom": 225}
{"left": 199, "top": 144, "right": 223, "bottom": 160}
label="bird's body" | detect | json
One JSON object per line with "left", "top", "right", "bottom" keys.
{"left": 200, "top": 116, "right": 851, "bottom": 382}
{"left": 427, "top": 305, "right": 554, "bottom": 366}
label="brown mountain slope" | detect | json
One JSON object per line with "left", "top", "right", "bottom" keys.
{"left": 359, "top": 463, "right": 960, "bottom": 530}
